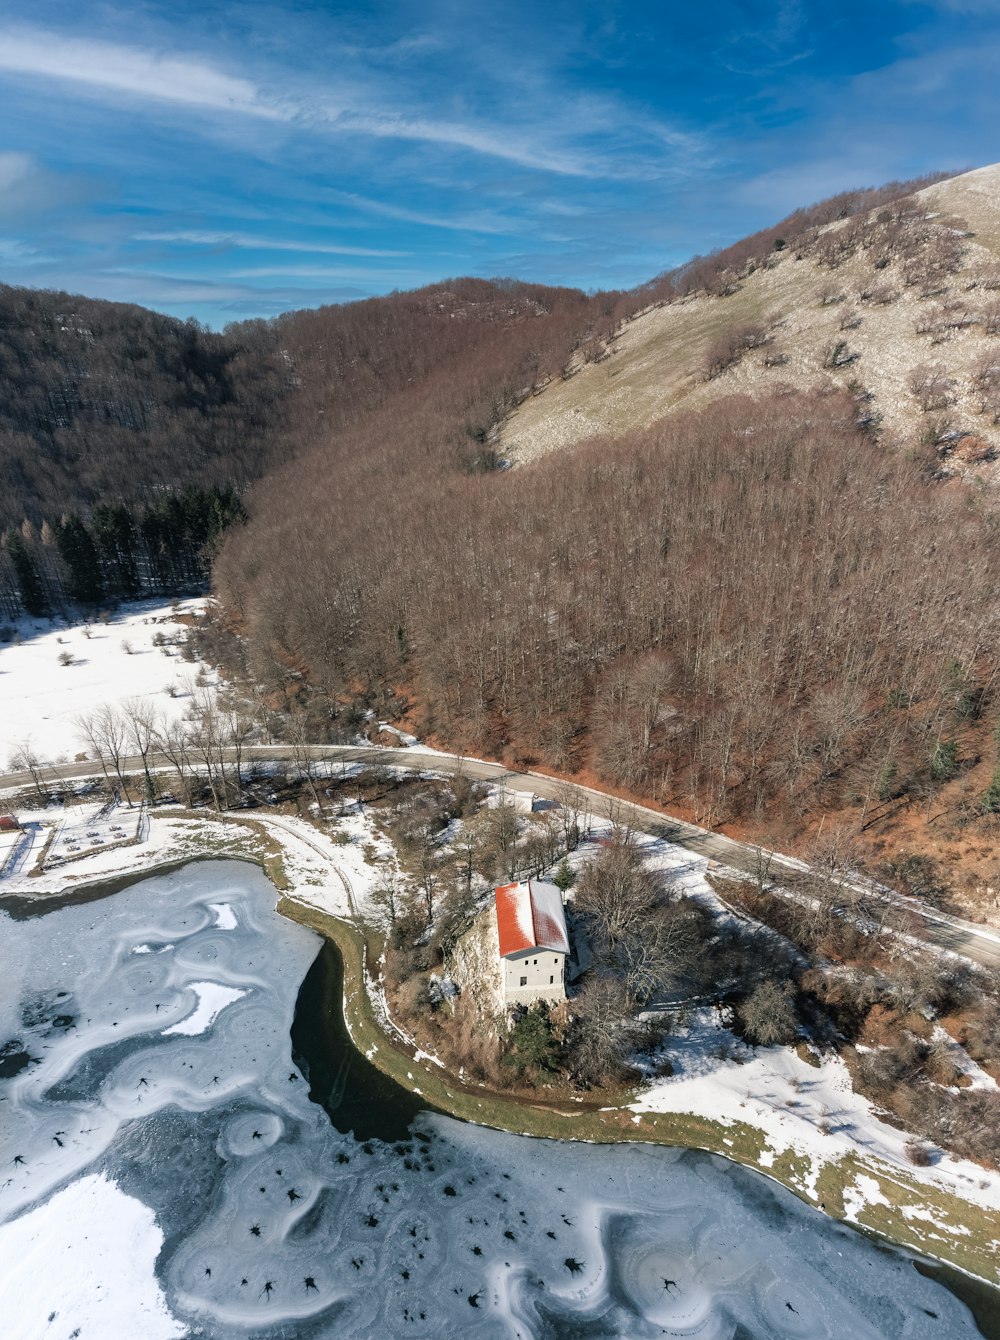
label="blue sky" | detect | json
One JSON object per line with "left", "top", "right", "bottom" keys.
{"left": 0, "top": 0, "right": 998, "bottom": 327}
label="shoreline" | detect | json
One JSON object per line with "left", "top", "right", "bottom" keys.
{"left": 4, "top": 815, "right": 1000, "bottom": 1304}
{"left": 277, "top": 892, "right": 1000, "bottom": 1307}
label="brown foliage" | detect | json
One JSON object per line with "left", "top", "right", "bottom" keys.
{"left": 219, "top": 384, "right": 1000, "bottom": 831}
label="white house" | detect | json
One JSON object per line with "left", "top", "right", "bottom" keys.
{"left": 494, "top": 879, "right": 569, "bottom": 1005}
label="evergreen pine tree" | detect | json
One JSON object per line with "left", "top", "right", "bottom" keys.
{"left": 56, "top": 514, "right": 104, "bottom": 605}
{"left": 554, "top": 857, "right": 575, "bottom": 891}
{"left": 93, "top": 504, "right": 141, "bottom": 599}
{"left": 4, "top": 529, "right": 48, "bottom": 615}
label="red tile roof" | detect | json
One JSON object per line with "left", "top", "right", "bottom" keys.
{"left": 495, "top": 880, "right": 569, "bottom": 958}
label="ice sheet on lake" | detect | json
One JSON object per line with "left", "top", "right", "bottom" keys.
{"left": 0, "top": 861, "right": 987, "bottom": 1338}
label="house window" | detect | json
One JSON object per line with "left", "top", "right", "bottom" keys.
{"left": 549, "top": 976, "right": 553, "bottom": 984}
{"left": 519, "top": 976, "right": 527, "bottom": 987}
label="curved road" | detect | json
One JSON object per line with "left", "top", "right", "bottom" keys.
{"left": 3, "top": 743, "right": 1000, "bottom": 970}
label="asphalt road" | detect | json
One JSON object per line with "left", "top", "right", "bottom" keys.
{"left": 4, "top": 742, "right": 1000, "bottom": 971}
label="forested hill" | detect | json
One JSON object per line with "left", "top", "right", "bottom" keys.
{"left": 0, "top": 285, "right": 288, "bottom": 530}
{"left": 211, "top": 166, "right": 1000, "bottom": 907}
{"left": 0, "top": 278, "right": 611, "bottom": 614}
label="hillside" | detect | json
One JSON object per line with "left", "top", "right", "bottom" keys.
{"left": 7, "top": 168, "right": 1000, "bottom": 919}
{"left": 0, "top": 286, "right": 291, "bottom": 529}
{"left": 0, "top": 279, "right": 608, "bottom": 613}
{"left": 502, "top": 164, "right": 1000, "bottom": 481}
{"left": 209, "top": 165, "right": 1000, "bottom": 924}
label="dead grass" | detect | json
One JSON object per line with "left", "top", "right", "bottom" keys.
{"left": 501, "top": 163, "right": 1000, "bottom": 484}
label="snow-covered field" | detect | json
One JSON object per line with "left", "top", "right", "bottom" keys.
{"left": 0, "top": 598, "right": 212, "bottom": 767}
{"left": 0, "top": 860, "right": 980, "bottom": 1338}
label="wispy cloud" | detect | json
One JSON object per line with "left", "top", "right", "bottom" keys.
{"left": 0, "top": 151, "right": 35, "bottom": 190}
{"left": 135, "top": 229, "right": 409, "bottom": 257}
{"left": 0, "top": 28, "right": 288, "bottom": 118}
{"left": 324, "top": 110, "right": 597, "bottom": 177}
{"left": 324, "top": 190, "right": 523, "bottom": 237}
{"left": 0, "top": 24, "right": 699, "bottom": 181}
{"left": 228, "top": 264, "right": 420, "bottom": 280}
{"left": 1, "top": 0, "right": 995, "bottom": 328}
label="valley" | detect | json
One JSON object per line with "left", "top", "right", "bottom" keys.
{"left": 6, "top": 147, "right": 1000, "bottom": 1337}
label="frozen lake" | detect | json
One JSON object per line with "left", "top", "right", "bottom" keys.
{"left": 0, "top": 860, "right": 992, "bottom": 1338}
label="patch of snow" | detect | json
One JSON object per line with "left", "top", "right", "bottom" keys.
{"left": 208, "top": 902, "right": 237, "bottom": 930}
{"left": 843, "top": 1173, "right": 892, "bottom": 1223}
{"left": 903, "top": 1205, "right": 972, "bottom": 1236}
{"left": 631, "top": 1006, "right": 1000, "bottom": 1217}
{"left": 161, "top": 981, "right": 247, "bottom": 1036}
{"left": 0, "top": 1173, "right": 185, "bottom": 1340}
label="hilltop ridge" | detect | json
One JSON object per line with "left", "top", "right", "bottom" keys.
{"left": 502, "top": 163, "right": 1000, "bottom": 480}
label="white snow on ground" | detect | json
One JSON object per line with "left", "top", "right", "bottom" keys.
{"left": 932, "top": 1024, "right": 999, "bottom": 1090}
{"left": 630, "top": 1005, "right": 1000, "bottom": 1216}
{"left": 842, "top": 1173, "right": 892, "bottom": 1223}
{"left": 268, "top": 809, "right": 397, "bottom": 922}
{"left": 0, "top": 1173, "right": 185, "bottom": 1340}
{"left": 161, "top": 981, "right": 247, "bottom": 1036}
{"left": 1, "top": 598, "right": 212, "bottom": 766}
{"left": 45, "top": 800, "right": 143, "bottom": 867}
{"left": 613, "top": 830, "right": 1000, "bottom": 1217}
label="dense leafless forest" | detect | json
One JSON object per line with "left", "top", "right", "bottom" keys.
{"left": 0, "top": 285, "right": 290, "bottom": 528}
{"left": 0, "top": 278, "right": 612, "bottom": 610}
{"left": 217, "top": 385, "right": 1000, "bottom": 832}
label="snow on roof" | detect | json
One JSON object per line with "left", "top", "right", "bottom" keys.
{"left": 495, "top": 880, "right": 569, "bottom": 958}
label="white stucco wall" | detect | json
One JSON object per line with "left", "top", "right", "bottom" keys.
{"left": 502, "top": 949, "right": 566, "bottom": 1005}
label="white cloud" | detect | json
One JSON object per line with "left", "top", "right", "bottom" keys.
{"left": 135, "top": 229, "right": 409, "bottom": 257}
{"left": 328, "top": 109, "right": 596, "bottom": 177}
{"left": 228, "top": 264, "right": 418, "bottom": 280}
{"left": 0, "top": 28, "right": 288, "bottom": 118}
{"left": 0, "top": 25, "right": 700, "bottom": 182}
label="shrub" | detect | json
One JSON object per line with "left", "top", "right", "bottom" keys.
{"left": 739, "top": 978, "right": 797, "bottom": 1047}
{"left": 905, "top": 1138, "right": 933, "bottom": 1166}
{"left": 929, "top": 739, "right": 959, "bottom": 782}
{"left": 909, "top": 363, "right": 958, "bottom": 412}
{"left": 502, "top": 1006, "right": 561, "bottom": 1080}
{"left": 824, "top": 340, "right": 858, "bottom": 368}
{"left": 982, "top": 766, "right": 1000, "bottom": 813}
{"left": 703, "top": 324, "right": 769, "bottom": 380}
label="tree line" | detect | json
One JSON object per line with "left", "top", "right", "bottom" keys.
{"left": 0, "top": 484, "right": 246, "bottom": 617}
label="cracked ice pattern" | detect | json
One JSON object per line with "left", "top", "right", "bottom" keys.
{"left": 0, "top": 861, "right": 986, "bottom": 1338}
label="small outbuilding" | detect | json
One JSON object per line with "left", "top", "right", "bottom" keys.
{"left": 494, "top": 879, "right": 569, "bottom": 1006}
